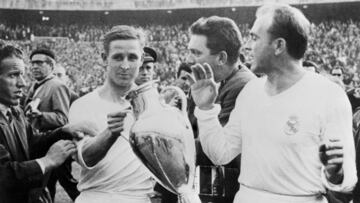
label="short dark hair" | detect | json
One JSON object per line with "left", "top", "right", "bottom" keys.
{"left": 239, "top": 53, "right": 246, "bottom": 63}
{"left": 102, "top": 25, "right": 146, "bottom": 55}
{"left": 256, "top": 4, "right": 310, "bottom": 60}
{"left": 30, "top": 48, "right": 56, "bottom": 60}
{"left": 0, "top": 42, "right": 23, "bottom": 73}
{"left": 302, "top": 60, "right": 318, "bottom": 72}
{"left": 189, "top": 16, "right": 242, "bottom": 65}
{"left": 177, "top": 62, "right": 192, "bottom": 78}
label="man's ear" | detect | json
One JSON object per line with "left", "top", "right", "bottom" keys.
{"left": 217, "top": 51, "right": 228, "bottom": 66}
{"left": 101, "top": 52, "right": 107, "bottom": 65}
{"left": 273, "top": 38, "right": 286, "bottom": 56}
{"left": 49, "top": 58, "right": 55, "bottom": 70}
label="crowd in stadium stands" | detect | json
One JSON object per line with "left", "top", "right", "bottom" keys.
{"left": 0, "top": 0, "right": 237, "bottom": 10}
{"left": 1, "top": 20, "right": 360, "bottom": 94}
{"left": 0, "top": 0, "right": 116, "bottom": 10}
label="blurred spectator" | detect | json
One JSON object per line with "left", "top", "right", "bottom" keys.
{"left": 135, "top": 46, "right": 157, "bottom": 85}
{"left": 331, "top": 66, "right": 344, "bottom": 81}
{"left": 303, "top": 60, "right": 319, "bottom": 73}
{"left": 53, "top": 64, "right": 79, "bottom": 104}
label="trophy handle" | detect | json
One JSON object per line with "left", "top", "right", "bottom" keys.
{"left": 161, "top": 86, "right": 188, "bottom": 116}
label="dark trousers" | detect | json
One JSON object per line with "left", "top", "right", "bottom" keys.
{"left": 47, "top": 158, "right": 79, "bottom": 201}
{"left": 196, "top": 140, "right": 240, "bottom": 203}
{"left": 326, "top": 191, "right": 352, "bottom": 203}
{"left": 154, "top": 183, "right": 178, "bottom": 203}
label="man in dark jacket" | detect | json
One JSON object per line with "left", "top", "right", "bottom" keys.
{"left": 187, "top": 16, "right": 256, "bottom": 203}
{"left": 0, "top": 43, "right": 94, "bottom": 203}
{"left": 24, "top": 48, "right": 79, "bottom": 201}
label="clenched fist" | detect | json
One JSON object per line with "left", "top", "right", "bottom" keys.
{"left": 107, "top": 109, "right": 131, "bottom": 137}
{"left": 319, "top": 139, "right": 344, "bottom": 184}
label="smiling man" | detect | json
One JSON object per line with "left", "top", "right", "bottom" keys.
{"left": 69, "top": 25, "right": 154, "bottom": 203}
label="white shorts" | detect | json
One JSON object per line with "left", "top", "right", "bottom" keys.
{"left": 75, "top": 190, "right": 151, "bottom": 203}
{"left": 233, "top": 185, "right": 328, "bottom": 203}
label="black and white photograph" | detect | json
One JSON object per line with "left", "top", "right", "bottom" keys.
{"left": 0, "top": 0, "right": 359, "bottom": 203}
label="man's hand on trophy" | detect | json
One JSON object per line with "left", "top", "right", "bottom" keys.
{"left": 186, "top": 63, "right": 218, "bottom": 110}
{"left": 107, "top": 109, "right": 132, "bottom": 137}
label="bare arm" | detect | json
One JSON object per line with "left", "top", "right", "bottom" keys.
{"left": 81, "top": 129, "right": 119, "bottom": 167}
{"left": 80, "top": 111, "right": 128, "bottom": 167}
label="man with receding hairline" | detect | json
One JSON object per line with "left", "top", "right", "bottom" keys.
{"left": 188, "top": 4, "right": 357, "bottom": 203}
{"left": 0, "top": 43, "right": 96, "bottom": 203}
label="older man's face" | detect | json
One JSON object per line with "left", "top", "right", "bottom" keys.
{"left": 247, "top": 16, "right": 274, "bottom": 74}
{"left": 0, "top": 57, "right": 26, "bottom": 107}
{"left": 30, "top": 54, "right": 53, "bottom": 81}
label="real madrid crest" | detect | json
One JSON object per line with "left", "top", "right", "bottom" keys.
{"left": 284, "top": 115, "right": 300, "bottom": 136}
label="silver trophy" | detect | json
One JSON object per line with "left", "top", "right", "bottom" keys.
{"left": 126, "top": 81, "right": 200, "bottom": 203}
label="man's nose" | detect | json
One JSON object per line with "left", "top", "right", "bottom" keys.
{"left": 120, "top": 60, "right": 130, "bottom": 70}
{"left": 17, "top": 75, "right": 26, "bottom": 87}
{"left": 244, "top": 40, "right": 252, "bottom": 52}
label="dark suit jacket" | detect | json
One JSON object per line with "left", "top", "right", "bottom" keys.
{"left": 216, "top": 65, "right": 256, "bottom": 126}
{"left": 196, "top": 66, "right": 256, "bottom": 165}
{"left": 25, "top": 75, "right": 70, "bottom": 131}
{"left": 195, "top": 65, "right": 256, "bottom": 201}
{"left": 0, "top": 107, "right": 69, "bottom": 203}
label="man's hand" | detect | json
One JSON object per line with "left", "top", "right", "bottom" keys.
{"left": 160, "top": 89, "right": 181, "bottom": 109}
{"left": 40, "top": 140, "right": 77, "bottom": 171}
{"left": 25, "top": 108, "right": 42, "bottom": 119}
{"left": 186, "top": 63, "right": 218, "bottom": 110}
{"left": 107, "top": 109, "right": 131, "bottom": 137}
{"left": 62, "top": 121, "right": 99, "bottom": 140}
{"left": 319, "top": 139, "right": 344, "bottom": 184}
{"left": 25, "top": 99, "right": 41, "bottom": 118}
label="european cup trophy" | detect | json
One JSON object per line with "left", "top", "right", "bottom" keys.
{"left": 126, "top": 81, "right": 200, "bottom": 203}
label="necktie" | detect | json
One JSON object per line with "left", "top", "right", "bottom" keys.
{"left": 6, "top": 109, "right": 12, "bottom": 123}
{"left": 33, "top": 82, "right": 41, "bottom": 92}
{"left": 28, "top": 83, "right": 40, "bottom": 100}
{"left": 27, "top": 82, "right": 42, "bottom": 105}
{"left": 5, "top": 108, "right": 26, "bottom": 161}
